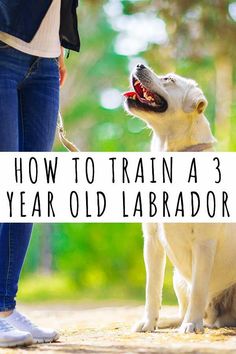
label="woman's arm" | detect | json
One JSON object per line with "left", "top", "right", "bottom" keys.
{"left": 59, "top": 47, "right": 67, "bottom": 87}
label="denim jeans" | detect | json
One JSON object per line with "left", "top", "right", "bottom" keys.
{"left": 0, "top": 41, "right": 59, "bottom": 311}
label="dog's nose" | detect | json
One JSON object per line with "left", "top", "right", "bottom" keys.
{"left": 136, "top": 64, "right": 145, "bottom": 70}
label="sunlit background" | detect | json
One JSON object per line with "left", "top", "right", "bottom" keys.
{"left": 19, "top": 0, "right": 236, "bottom": 306}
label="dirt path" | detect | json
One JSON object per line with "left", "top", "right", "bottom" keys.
{"left": 1, "top": 304, "right": 236, "bottom": 354}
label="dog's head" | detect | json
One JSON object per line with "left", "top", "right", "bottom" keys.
{"left": 123, "top": 64, "right": 208, "bottom": 127}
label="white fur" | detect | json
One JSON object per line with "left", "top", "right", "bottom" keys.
{"left": 125, "top": 65, "right": 236, "bottom": 334}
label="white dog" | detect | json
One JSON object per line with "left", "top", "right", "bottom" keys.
{"left": 123, "top": 64, "right": 236, "bottom": 334}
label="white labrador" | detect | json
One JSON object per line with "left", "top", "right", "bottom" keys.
{"left": 123, "top": 64, "right": 236, "bottom": 334}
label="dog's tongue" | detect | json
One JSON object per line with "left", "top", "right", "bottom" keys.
{"left": 123, "top": 91, "right": 136, "bottom": 98}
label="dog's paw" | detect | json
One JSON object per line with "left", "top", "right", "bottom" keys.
{"left": 132, "top": 319, "right": 157, "bottom": 332}
{"left": 179, "top": 321, "right": 204, "bottom": 334}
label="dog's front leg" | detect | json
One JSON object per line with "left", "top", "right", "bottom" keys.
{"left": 134, "top": 223, "right": 166, "bottom": 332}
{"left": 180, "top": 239, "right": 217, "bottom": 334}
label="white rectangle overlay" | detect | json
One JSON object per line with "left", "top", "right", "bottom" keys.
{"left": 0, "top": 152, "right": 234, "bottom": 223}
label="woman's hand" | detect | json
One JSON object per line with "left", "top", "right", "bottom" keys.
{"left": 59, "top": 47, "right": 67, "bottom": 87}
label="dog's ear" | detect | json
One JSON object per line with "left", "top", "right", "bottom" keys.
{"left": 183, "top": 86, "right": 208, "bottom": 114}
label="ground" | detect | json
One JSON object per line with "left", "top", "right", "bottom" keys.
{"left": 1, "top": 303, "right": 236, "bottom": 354}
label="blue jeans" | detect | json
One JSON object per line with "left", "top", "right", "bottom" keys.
{"left": 0, "top": 41, "right": 59, "bottom": 311}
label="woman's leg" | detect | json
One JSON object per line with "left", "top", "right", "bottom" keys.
{"left": 3, "top": 57, "right": 60, "bottom": 343}
{"left": 0, "top": 45, "right": 36, "bottom": 347}
{"left": 0, "top": 224, "right": 33, "bottom": 312}
{"left": 19, "top": 57, "right": 59, "bottom": 152}
{"left": 0, "top": 46, "right": 31, "bottom": 314}
{"left": 0, "top": 52, "right": 59, "bottom": 314}
{"left": 0, "top": 52, "right": 19, "bottom": 151}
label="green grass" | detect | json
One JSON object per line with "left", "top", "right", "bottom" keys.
{"left": 18, "top": 259, "right": 177, "bottom": 305}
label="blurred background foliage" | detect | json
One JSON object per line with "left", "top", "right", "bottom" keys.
{"left": 19, "top": 0, "right": 236, "bottom": 305}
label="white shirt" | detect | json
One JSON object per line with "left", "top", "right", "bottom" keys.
{"left": 0, "top": 0, "right": 61, "bottom": 58}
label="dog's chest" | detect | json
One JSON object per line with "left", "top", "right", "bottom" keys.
{"left": 158, "top": 224, "right": 194, "bottom": 279}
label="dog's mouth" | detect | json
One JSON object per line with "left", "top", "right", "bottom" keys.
{"left": 123, "top": 76, "right": 168, "bottom": 113}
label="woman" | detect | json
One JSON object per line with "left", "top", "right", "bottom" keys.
{"left": 0, "top": 0, "right": 80, "bottom": 347}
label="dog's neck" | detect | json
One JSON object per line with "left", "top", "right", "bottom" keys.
{"left": 150, "top": 113, "right": 216, "bottom": 152}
